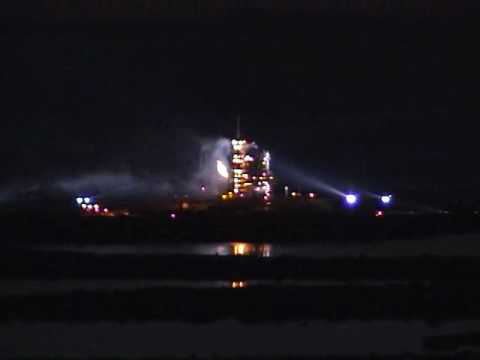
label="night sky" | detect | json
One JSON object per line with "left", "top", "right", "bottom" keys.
{"left": 1, "top": 1, "right": 480, "bottom": 201}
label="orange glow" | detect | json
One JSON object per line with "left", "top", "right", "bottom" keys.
{"left": 231, "top": 281, "right": 247, "bottom": 288}
{"left": 230, "top": 242, "right": 273, "bottom": 257}
{"left": 181, "top": 202, "right": 190, "bottom": 210}
{"left": 221, "top": 194, "right": 228, "bottom": 200}
{"left": 234, "top": 243, "right": 247, "bottom": 255}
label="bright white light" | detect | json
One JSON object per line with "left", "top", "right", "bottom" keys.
{"left": 83, "top": 197, "right": 91, "bottom": 204}
{"left": 381, "top": 195, "right": 392, "bottom": 204}
{"left": 81, "top": 204, "right": 87, "bottom": 209}
{"left": 216, "top": 160, "right": 229, "bottom": 179}
{"left": 170, "top": 213, "right": 176, "bottom": 220}
{"left": 75, "top": 197, "right": 83, "bottom": 205}
{"left": 345, "top": 194, "right": 358, "bottom": 205}
{"left": 263, "top": 151, "right": 271, "bottom": 170}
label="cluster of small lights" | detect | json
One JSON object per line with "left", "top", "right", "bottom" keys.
{"left": 223, "top": 139, "right": 274, "bottom": 203}
{"left": 288, "top": 191, "right": 316, "bottom": 200}
{"left": 75, "top": 196, "right": 110, "bottom": 215}
{"left": 231, "top": 139, "right": 253, "bottom": 196}
{"left": 259, "top": 153, "right": 273, "bottom": 202}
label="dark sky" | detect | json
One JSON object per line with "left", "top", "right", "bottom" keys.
{"left": 1, "top": 4, "right": 480, "bottom": 199}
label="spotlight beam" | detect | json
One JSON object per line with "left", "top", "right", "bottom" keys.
{"left": 273, "top": 160, "right": 345, "bottom": 197}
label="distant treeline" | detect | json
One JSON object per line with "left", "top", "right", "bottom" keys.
{"left": 3, "top": 0, "right": 478, "bottom": 18}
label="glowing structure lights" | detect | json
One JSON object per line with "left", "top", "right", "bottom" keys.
{"left": 263, "top": 151, "right": 271, "bottom": 171}
{"left": 223, "top": 137, "right": 274, "bottom": 201}
{"left": 231, "top": 139, "right": 251, "bottom": 196}
{"left": 75, "top": 196, "right": 111, "bottom": 217}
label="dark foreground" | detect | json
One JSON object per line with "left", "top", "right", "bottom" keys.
{"left": 3, "top": 213, "right": 480, "bottom": 357}
{"left": 3, "top": 211, "right": 480, "bottom": 245}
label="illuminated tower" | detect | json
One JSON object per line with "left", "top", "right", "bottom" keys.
{"left": 231, "top": 139, "right": 254, "bottom": 195}
{"left": 219, "top": 117, "right": 274, "bottom": 201}
{"left": 228, "top": 139, "right": 274, "bottom": 200}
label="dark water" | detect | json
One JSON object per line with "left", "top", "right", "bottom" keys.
{"left": 6, "top": 234, "right": 480, "bottom": 357}
{"left": 2, "top": 320, "right": 479, "bottom": 357}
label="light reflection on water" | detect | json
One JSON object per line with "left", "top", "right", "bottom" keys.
{"left": 1, "top": 279, "right": 409, "bottom": 296}
{"left": 231, "top": 280, "right": 248, "bottom": 288}
{"left": 34, "top": 242, "right": 274, "bottom": 257}
{"left": 31, "top": 233, "right": 480, "bottom": 258}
